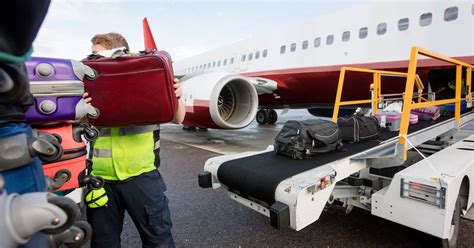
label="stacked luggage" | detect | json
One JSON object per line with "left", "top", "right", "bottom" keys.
{"left": 25, "top": 57, "right": 101, "bottom": 192}
{"left": 0, "top": 2, "right": 92, "bottom": 246}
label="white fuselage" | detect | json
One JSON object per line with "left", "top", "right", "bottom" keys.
{"left": 175, "top": 2, "right": 473, "bottom": 76}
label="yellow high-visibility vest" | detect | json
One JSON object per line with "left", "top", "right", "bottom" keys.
{"left": 91, "top": 125, "right": 160, "bottom": 181}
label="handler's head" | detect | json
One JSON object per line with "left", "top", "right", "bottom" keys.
{"left": 91, "top": 32, "right": 129, "bottom": 54}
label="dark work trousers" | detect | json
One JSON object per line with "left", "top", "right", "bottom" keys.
{"left": 86, "top": 170, "right": 175, "bottom": 248}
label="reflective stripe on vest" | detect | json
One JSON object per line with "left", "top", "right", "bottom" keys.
{"left": 93, "top": 148, "right": 112, "bottom": 158}
{"left": 91, "top": 125, "right": 160, "bottom": 181}
{"left": 99, "top": 125, "right": 159, "bottom": 137}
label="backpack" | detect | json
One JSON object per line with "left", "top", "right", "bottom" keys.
{"left": 337, "top": 115, "right": 379, "bottom": 143}
{"left": 274, "top": 119, "right": 343, "bottom": 160}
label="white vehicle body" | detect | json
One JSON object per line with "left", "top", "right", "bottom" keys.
{"left": 202, "top": 111, "right": 474, "bottom": 240}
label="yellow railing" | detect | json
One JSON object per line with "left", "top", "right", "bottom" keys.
{"left": 332, "top": 47, "right": 473, "bottom": 162}
{"left": 398, "top": 47, "right": 473, "bottom": 159}
{"left": 331, "top": 67, "right": 424, "bottom": 122}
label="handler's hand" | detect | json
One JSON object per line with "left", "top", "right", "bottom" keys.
{"left": 83, "top": 92, "right": 92, "bottom": 104}
{"left": 174, "top": 78, "right": 182, "bottom": 99}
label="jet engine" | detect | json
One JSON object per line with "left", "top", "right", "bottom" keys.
{"left": 180, "top": 72, "right": 258, "bottom": 129}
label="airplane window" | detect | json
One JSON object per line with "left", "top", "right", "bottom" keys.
{"left": 314, "top": 37, "right": 321, "bottom": 47}
{"left": 218, "top": 60, "right": 221, "bottom": 67}
{"left": 249, "top": 53, "right": 253, "bottom": 61}
{"left": 472, "top": 4, "right": 474, "bottom": 15}
{"left": 230, "top": 57, "right": 234, "bottom": 64}
{"left": 203, "top": 64, "right": 206, "bottom": 69}
{"left": 398, "top": 18, "right": 409, "bottom": 31}
{"left": 326, "top": 35, "right": 334, "bottom": 45}
{"left": 223, "top": 59, "right": 227, "bottom": 65}
{"left": 444, "top": 6, "right": 458, "bottom": 21}
{"left": 377, "top": 23, "right": 387, "bottom": 35}
{"left": 255, "top": 51, "right": 260, "bottom": 59}
{"left": 290, "top": 43, "right": 296, "bottom": 52}
{"left": 302, "top": 40, "right": 308, "bottom": 50}
{"left": 241, "top": 54, "right": 246, "bottom": 62}
{"left": 342, "top": 31, "right": 350, "bottom": 42}
{"left": 263, "top": 49, "right": 268, "bottom": 57}
{"left": 420, "top": 12, "right": 432, "bottom": 26}
{"left": 212, "top": 62, "right": 216, "bottom": 68}
{"left": 359, "top": 27, "right": 368, "bottom": 39}
{"left": 280, "top": 45, "right": 286, "bottom": 54}
{"left": 199, "top": 65, "right": 202, "bottom": 70}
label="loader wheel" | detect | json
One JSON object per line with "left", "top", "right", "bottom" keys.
{"left": 441, "top": 195, "right": 461, "bottom": 248}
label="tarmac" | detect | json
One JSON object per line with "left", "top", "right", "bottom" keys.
{"left": 117, "top": 110, "right": 474, "bottom": 247}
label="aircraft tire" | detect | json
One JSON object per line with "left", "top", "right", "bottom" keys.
{"left": 256, "top": 110, "right": 269, "bottom": 125}
{"left": 267, "top": 110, "right": 278, "bottom": 124}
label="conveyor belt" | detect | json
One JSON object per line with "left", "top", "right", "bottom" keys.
{"left": 217, "top": 116, "right": 453, "bottom": 206}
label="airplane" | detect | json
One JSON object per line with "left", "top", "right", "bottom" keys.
{"left": 149, "top": 1, "right": 474, "bottom": 130}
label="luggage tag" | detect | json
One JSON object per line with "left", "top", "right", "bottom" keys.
{"left": 380, "top": 115, "right": 387, "bottom": 128}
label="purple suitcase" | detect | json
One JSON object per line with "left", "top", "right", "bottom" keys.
{"left": 411, "top": 106, "right": 441, "bottom": 121}
{"left": 25, "top": 57, "right": 97, "bottom": 124}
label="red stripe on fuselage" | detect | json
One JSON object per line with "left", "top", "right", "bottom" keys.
{"left": 242, "top": 56, "right": 474, "bottom": 108}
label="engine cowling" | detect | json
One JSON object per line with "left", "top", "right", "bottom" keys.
{"left": 181, "top": 72, "right": 258, "bottom": 129}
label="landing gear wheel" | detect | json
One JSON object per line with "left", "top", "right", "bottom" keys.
{"left": 267, "top": 109, "right": 278, "bottom": 124}
{"left": 256, "top": 110, "right": 269, "bottom": 125}
{"left": 441, "top": 195, "right": 462, "bottom": 248}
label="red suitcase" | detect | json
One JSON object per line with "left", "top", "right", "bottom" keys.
{"left": 82, "top": 51, "right": 177, "bottom": 127}
{"left": 38, "top": 122, "right": 88, "bottom": 191}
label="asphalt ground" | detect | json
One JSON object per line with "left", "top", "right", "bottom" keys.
{"left": 115, "top": 110, "right": 474, "bottom": 248}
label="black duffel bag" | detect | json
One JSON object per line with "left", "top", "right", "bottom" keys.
{"left": 275, "top": 119, "right": 343, "bottom": 160}
{"left": 337, "top": 115, "right": 379, "bottom": 143}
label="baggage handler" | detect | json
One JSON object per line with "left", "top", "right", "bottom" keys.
{"left": 83, "top": 32, "right": 185, "bottom": 248}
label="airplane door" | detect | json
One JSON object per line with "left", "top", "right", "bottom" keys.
{"left": 239, "top": 51, "right": 248, "bottom": 71}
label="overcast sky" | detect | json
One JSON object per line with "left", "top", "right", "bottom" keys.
{"left": 33, "top": 0, "right": 369, "bottom": 61}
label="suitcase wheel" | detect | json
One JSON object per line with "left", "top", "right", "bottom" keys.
{"left": 43, "top": 195, "right": 80, "bottom": 235}
{"left": 38, "top": 141, "right": 63, "bottom": 163}
{"left": 83, "top": 126, "right": 99, "bottom": 142}
{"left": 84, "top": 68, "right": 98, "bottom": 81}
{"left": 87, "top": 107, "right": 100, "bottom": 120}
{"left": 54, "top": 169, "right": 72, "bottom": 183}
{"left": 82, "top": 175, "right": 104, "bottom": 189}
